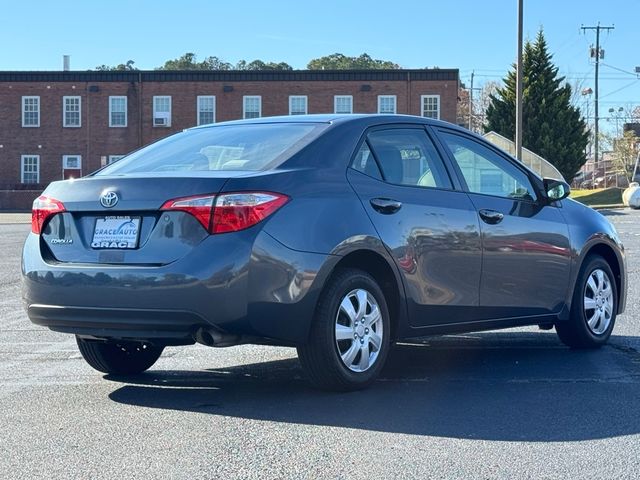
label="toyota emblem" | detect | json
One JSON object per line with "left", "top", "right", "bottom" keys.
{"left": 100, "top": 191, "right": 119, "bottom": 208}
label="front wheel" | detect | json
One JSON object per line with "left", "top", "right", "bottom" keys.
{"left": 556, "top": 255, "right": 617, "bottom": 348}
{"left": 76, "top": 336, "right": 164, "bottom": 375}
{"left": 297, "top": 268, "right": 391, "bottom": 391}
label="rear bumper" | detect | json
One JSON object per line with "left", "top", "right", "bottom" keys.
{"left": 28, "top": 304, "right": 204, "bottom": 343}
{"left": 22, "top": 230, "right": 337, "bottom": 344}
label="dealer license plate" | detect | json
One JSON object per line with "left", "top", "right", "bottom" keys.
{"left": 91, "top": 216, "right": 141, "bottom": 249}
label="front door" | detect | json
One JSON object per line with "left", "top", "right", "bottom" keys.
{"left": 347, "top": 126, "right": 483, "bottom": 327}
{"left": 436, "top": 129, "right": 572, "bottom": 319}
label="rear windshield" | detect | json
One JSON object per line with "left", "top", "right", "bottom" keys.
{"left": 96, "top": 123, "right": 326, "bottom": 175}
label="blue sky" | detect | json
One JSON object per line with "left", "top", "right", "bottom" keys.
{"left": 1, "top": 0, "right": 637, "bottom": 120}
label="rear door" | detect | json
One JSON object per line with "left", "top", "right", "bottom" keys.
{"left": 435, "top": 128, "right": 572, "bottom": 318}
{"left": 347, "top": 126, "right": 483, "bottom": 327}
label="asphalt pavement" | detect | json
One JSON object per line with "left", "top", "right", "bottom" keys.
{"left": 1, "top": 210, "right": 639, "bottom": 479}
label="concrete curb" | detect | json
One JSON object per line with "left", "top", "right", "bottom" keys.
{"left": 0, "top": 213, "right": 31, "bottom": 224}
{"left": 591, "top": 204, "right": 626, "bottom": 210}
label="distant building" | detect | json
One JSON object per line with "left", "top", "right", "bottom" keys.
{"left": 0, "top": 68, "right": 459, "bottom": 209}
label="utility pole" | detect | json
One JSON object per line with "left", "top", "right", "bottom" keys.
{"left": 581, "top": 23, "right": 614, "bottom": 169}
{"left": 469, "top": 71, "right": 474, "bottom": 131}
{"left": 515, "top": 0, "right": 524, "bottom": 160}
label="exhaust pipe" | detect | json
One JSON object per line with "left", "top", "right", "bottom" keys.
{"left": 193, "top": 327, "right": 242, "bottom": 347}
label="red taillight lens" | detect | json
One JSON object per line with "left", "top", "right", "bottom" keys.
{"left": 212, "top": 192, "right": 289, "bottom": 234}
{"left": 160, "top": 192, "right": 288, "bottom": 234}
{"left": 31, "top": 195, "right": 66, "bottom": 234}
{"left": 160, "top": 194, "right": 216, "bottom": 231}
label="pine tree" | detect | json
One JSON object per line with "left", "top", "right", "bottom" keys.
{"left": 485, "top": 31, "right": 589, "bottom": 182}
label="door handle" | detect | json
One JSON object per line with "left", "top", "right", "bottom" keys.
{"left": 479, "top": 209, "right": 504, "bottom": 225}
{"left": 370, "top": 198, "right": 402, "bottom": 214}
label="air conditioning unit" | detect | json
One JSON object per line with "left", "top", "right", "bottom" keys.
{"left": 153, "top": 117, "right": 168, "bottom": 126}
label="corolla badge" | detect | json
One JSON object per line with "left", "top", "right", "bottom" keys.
{"left": 100, "top": 191, "right": 119, "bottom": 208}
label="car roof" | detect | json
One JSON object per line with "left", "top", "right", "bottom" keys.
{"left": 190, "top": 113, "right": 463, "bottom": 131}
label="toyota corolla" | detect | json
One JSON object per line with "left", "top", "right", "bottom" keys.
{"left": 22, "top": 115, "right": 627, "bottom": 390}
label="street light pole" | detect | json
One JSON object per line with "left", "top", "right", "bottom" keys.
{"left": 515, "top": 0, "right": 524, "bottom": 160}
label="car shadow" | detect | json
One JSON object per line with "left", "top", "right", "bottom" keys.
{"left": 107, "top": 332, "right": 640, "bottom": 442}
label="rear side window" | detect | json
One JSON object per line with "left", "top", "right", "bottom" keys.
{"left": 366, "top": 129, "right": 452, "bottom": 189}
{"left": 351, "top": 142, "right": 383, "bottom": 180}
{"left": 97, "top": 123, "right": 326, "bottom": 175}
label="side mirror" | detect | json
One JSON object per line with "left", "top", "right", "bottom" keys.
{"left": 543, "top": 178, "right": 571, "bottom": 202}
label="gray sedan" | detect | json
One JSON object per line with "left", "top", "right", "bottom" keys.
{"left": 22, "top": 115, "right": 627, "bottom": 390}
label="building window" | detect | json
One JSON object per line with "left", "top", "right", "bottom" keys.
{"left": 21, "top": 155, "right": 40, "bottom": 184}
{"left": 421, "top": 95, "right": 440, "bottom": 119}
{"left": 153, "top": 96, "right": 172, "bottom": 127}
{"left": 109, "top": 96, "right": 127, "bottom": 127}
{"left": 62, "top": 155, "right": 82, "bottom": 169}
{"left": 22, "top": 96, "right": 40, "bottom": 127}
{"left": 108, "top": 155, "right": 125, "bottom": 164}
{"left": 377, "top": 95, "right": 397, "bottom": 114}
{"left": 334, "top": 95, "right": 353, "bottom": 114}
{"left": 289, "top": 96, "right": 308, "bottom": 115}
{"left": 63, "top": 96, "right": 81, "bottom": 127}
{"left": 243, "top": 96, "right": 261, "bottom": 119}
{"left": 197, "top": 96, "right": 216, "bottom": 125}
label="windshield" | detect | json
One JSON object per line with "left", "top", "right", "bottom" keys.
{"left": 97, "top": 123, "right": 326, "bottom": 175}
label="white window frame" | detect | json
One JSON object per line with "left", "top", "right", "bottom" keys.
{"left": 334, "top": 95, "right": 353, "bottom": 114}
{"left": 62, "top": 96, "right": 81, "bottom": 127}
{"left": 377, "top": 95, "right": 397, "bottom": 114}
{"left": 289, "top": 95, "right": 308, "bottom": 115}
{"left": 153, "top": 96, "right": 172, "bottom": 127}
{"left": 243, "top": 95, "right": 262, "bottom": 119}
{"left": 62, "top": 155, "right": 82, "bottom": 170}
{"left": 22, "top": 96, "right": 40, "bottom": 127}
{"left": 108, "top": 155, "right": 125, "bottom": 164}
{"left": 109, "top": 96, "right": 128, "bottom": 127}
{"left": 21, "top": 155, "right": 40, "bottom": 184}
{"left": 420, "top": 94, "right": 441, "bottom": 119}
{"left": 197, "top": 95, "right": 216, "bottom": 125}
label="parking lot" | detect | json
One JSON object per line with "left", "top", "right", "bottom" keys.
{"left": 1, "top": 209, "right": 639, "bottom": 479}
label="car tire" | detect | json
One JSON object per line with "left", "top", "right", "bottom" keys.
{"left": 297, "top": 268, "right": 391, "bottom": 391}
{"left": 76, "top": 336, "right": 164, "bottom": 374}
{"left": 556, "top": 255, "right": 617, "bottom": 349}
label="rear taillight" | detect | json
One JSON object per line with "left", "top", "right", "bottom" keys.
{"left": 161, "top": 192, "right": 288, "bottom": 234}
{"left": 160, "top": 194, "right": 216, "bottom": 231}
{"left": 31, "top": 195, "right": 66, "bottom": 234}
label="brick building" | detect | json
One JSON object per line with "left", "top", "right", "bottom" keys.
{"left": 0, "top": 68, "right": 459, "bottom": 210}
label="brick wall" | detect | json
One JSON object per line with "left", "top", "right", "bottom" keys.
{"left": 0, "top": 69, "right": 459, "bottom": 209}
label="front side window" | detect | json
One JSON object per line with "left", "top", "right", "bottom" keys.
{"left": 153, "top": 96, "right": 172, "bottom": 127}
{"left": 334, "top": 95, "right": 353, "bottom": 114}
{"left": 377, "top": 95, "right": 397, "bottom": 114}
{"left": 109, "top": 96, "right": 127, "bottom": 127}
{"left": 197, "top": 96, "right": 216, "bottom": 125}
{"left": 243, "top": 96, "right": 261, "bottom": 119}
{"left": 289, "top": 96, "right": 308, "bottom": 115}
{"left": 440, "top": 131, "right": 536, "bottom": 201}
{"left": 365, "top": 129, "right": 452, "bottom": 189}
{"left": 421, "top": 95, "right": 440, "bottom": 119}
{"left": 21, "top": 155, "right": 40, "bottom": 183}
{"left": 22, "top": 96, "right": 40, "bottom": 127}
{"left": 97, "top": 123, "right": 327, "bottom": 175}
{"left": 63, "top": 96, "right": 81, "bottom": 127}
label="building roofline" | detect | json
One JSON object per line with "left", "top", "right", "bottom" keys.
{"left": 0, "top": 68, "right": 459, "bottom": 83}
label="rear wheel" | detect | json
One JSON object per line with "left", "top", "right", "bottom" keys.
{"left": 76, "top": 336, "right": 163, "bottom": 374}
{"left": 297, "top": 268, "right": 391, "bottom": 391}
{"left": 556, "top": 255, "right": 617, "bottom": 348}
